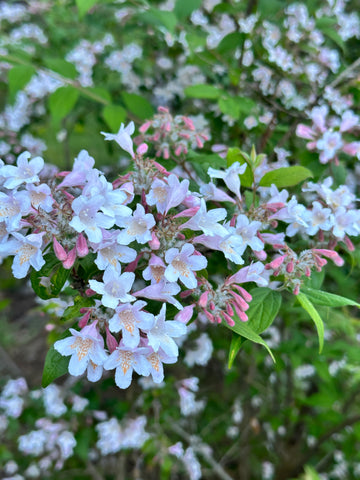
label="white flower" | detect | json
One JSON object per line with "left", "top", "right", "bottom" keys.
{"left": 147, "top": 304, "right": 187, "bottom": 357}
{"left": 54, "top": 322, "right": 108, "bottom": 380}
{"left": 164, "top": 243, "right": 207, "bottom": 289}
{"left": 69, "top": 194, "right": 114, "bottom": 243}
{"left": 208, "top": 161, "right": 247, "bottom": 199}
{"left": 180, "top": 198, "right": 228, "bottom": 237}
{"left": 101, "top": 121, "right": 135, "bottom": 158}
{"left": 0, "top": 232, "right": 45, "bottom": 279}
{"left": 103, "top": 345, "right": 151, "bottom": 389}
{"left": 89, "top": 266, "right": 135, "bottom": 309}
{"left": 0, "top": 151, "right": 44, "bottom": 189}
{"left": 117, "top": 203, "right": 155, "bottom": 244}
{"left": 109, "top": 301, "right": 155, "bottom": 348}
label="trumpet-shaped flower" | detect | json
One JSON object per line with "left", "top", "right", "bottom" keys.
{"left": 0, "top": 151, "right": 44, "bottom": 190}
{"left": 92, "top": 231, "right": 137, "bottom": 272}
{"left": 147, "top": 304, "right": 187, "bottom": 357}
{"left": 26, "top": 183, "right": 54, "bottom": 212}
{"left": 117, "top": 204, "right": 155, "bottom": 245}
{"left": 146, "top": 174, "right": 189, "bottom": 214}
{"left": 146, "top": 349, "right": 177, "bottom": 384}
{"left": 180, "top": 198, "right": 227, "bottom": 237}
{"left": 208, "top": 161, "right": 247, "bottom": 199}
{"left": 101, "top": 121, "right": 135, "bottom": 158}
{"left": 134, "top": 279, "right": 182, "bottom": 310}
{"left": 57, "top": 150, "right": 95, "bottom": 188}
{"left": 0, "top": 190, "right": 31, "bottom": 232}
{"left": 69, "top": 195, "right": 114, "bottom": 243}
{"left": 54, "top": 322, "right": 108, "bottom": 380}
{"left": 103, "top": 345, "right": 151, "bottom": 389}
{"left": 109, "top": 301, "right": 155, "bottom": 348}
{"left": 164, "top": 244, "right": 207, "bottom": 289}
{"left": 0, "top": 232, "right": 45, "bottom": 279}
{"left": 89, "top": 266, "right": 135, "bottom": 309}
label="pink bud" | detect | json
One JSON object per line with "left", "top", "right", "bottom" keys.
{"left": 204, "top": 310, "right": 215, "bottom": 323}
{"left": 63, "top": 247, "right": 77, "bottom": 269}
{"left": 286, "top": 261, "right": 294, "bottom": 273}
{"left": 175, "top": 145, "right": 183, "bottom": 156}
{"left": 152, "top": 161, "right": 171, "bottom": 176}
{"left": 222, "top": 312, "right": 235, "bottom": 327}
{"left": 254, "top": 250, "right": 267, "bottom": 261}
{"left": 238, "top": 310, "right": 248, "bottom": 322}
{"left": 85, "top": 288, "right": 96, "bottom": 296}
{"left": 296, "top": 124, "right": 315, "bottom": 140}
{"left": 226, "top": 303, "right": 234, "bottom": 316}
{"left": 149, "top": 232, "right": 160, "bottom": 250}
{"left": 305, "top": 267, "right": 311, "bottom": 277}
{"left": 137, "top": 143, "right": 148, "bottom": 155}
{"left": 124, "top": 252, "right": 144, "bottom": 272}
{"left": 293, "top": 284, "right": 300, "bottom": 295}
{"left": 195, "top": 135, "right": 203, "bottom": 148}
{"left": 313, "top": 249, "right": 344, "bottom": 266}
{"left": 158, "top": 106, "right": 169, "bottom": 113}
{"left": 232, "top": 285, "right": 252, "bottom": 303}
{"left": 344, "top": 236, "right": 355, "bottom": 251}
{"left": 199, "top": 291, "right": 208, "bottom": 308}
{"left": 53, "top": 236, "right": 67, "bottom": 261}
{"left": 106, "top": 327, "right": 118, "bottom": 353}
{"left": 163, "top": 147, "right": 170, "bottom": 159}
{"left": 76, "top": 234, "right": 88, "bottom": 257}
{"left": 79, "top": 310, "right": 91, "bottom": 328}
{"left": 229, "top": 291, "right": 249, "bottom": 311}
{"left": 182, "top": 116, "right": 195, "bottom": 131}
{"left": 175, "top": 304, "right": 195, "bottom": 324}
{"left": 266, "top": 255, "right": 286, "bottom": 270}
{"left": 139, "top": 121, "right": 152, "bottom": 133}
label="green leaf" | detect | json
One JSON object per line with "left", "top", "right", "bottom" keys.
{"left": 122, "top": 92, "right": 154, "bottom": 120}
{"left": 226, "top": 318, "right": 275, "bottom": 362}
{"left": 246, "top": 288, "right": 282, "bottom": 334}
{"left": 30, "top": 253, "right": 62, "bottom": 300}
{"left": 42, "top": 338, "right": 70, "bottom": 387}
{"left": 174, "top": 0, "right": 202, "bottom": 19}
{"left": 321, "top": 28, "right": 346, "bottom": 51}
{"left": 226, "top": 147, "right": 254, "bottom": 188}
{"left": 184, "top": 84, "right": 222, "bottom": 99}
{"left": 138, "top": 8, "right": 177, "bottom": 33}
{"left": 217, "top": 32, "right": 244, "bottom": 54}
{"left": 259, "top": 166, "right": 313, "bottom": 188}
{"left": 301, "top": 288, "right": 360, "bottom": 308}
{"left": 218, "top": 96, "right": 256, "bottom": 119}
{"left": 297, "top": 292, "right": 324, "bottom": 353}
{"left": 48, "top": 86, "right": 79, "bottom": 121}
{"left": 188, "top": 152, "right": 225, "bottom": 169}
{"left": 83, "top": 87, "right": 111, "bottom": 104}
{"left": 62, "top": 295, "right": 95, "bottom": 322}
{"left": 102, "top": 104, "right": 127, "bottom": 131}
{"left": 228, "top": 334, "right": 245, "bottom": 369}
{"left": 44, "top": 58, "right": 78, "bottom": 79}
{"left": 228, "top": 288, "right": 281, "bottom": 367}
{"left": 8, "top": 65, "right": 35, "bottom": 100}
{"left": 303, "top": 465, "right": 323, "bottom": 480}
{"left": 76, "top": 0, "right": 98, "bottom": 17}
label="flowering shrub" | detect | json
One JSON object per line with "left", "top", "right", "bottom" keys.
{"left": 1, "top": 0, "right": 360, "bottom": 478}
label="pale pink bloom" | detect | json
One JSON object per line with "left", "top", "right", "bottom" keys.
{"left": 164, "top": 244, "right": 207, "bottom": 289}
{"left": 117, "top": 204, "right": 155, "bottom": 245}
{"left": 101, "top": 121, "right": 135, "bottom": 158}
{"left": 54, "top": 322, "right": 108, "bottom": 381}
{"left": 143, "top": 254, "right": 166, "bottom": 284}
{"left": 180, "top": 198, "right": 228, "bottom": 237}
{"left": 208, "top": 161, "right": 247, "bottom": 199}
{"left": 0, "top": 232, "right": 45, "bottom": 279}
{"left": 89, "top": 266, "right": 135, "bottom": 309}
{"left": 103, "top": 345, "right": 151, "bottom": 389}
{"left": 0, "top": 151, "right": 44, "bottom": 189}
{"left": 134, "top": 279, "right": 182, "bottom": 310}
{"left": 109, "top": 301, "right": 154, "bottom": 348}
{"left": 26, "top": 183, "right": 54, "bottom": 212}
{"left": 147, "top": 304, "right": 187, "bottom": 357}
{"left": 57, "top": 150, "right": 95, "bottom": 188}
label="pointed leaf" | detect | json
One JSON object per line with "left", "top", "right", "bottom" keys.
{"left": 297, "top": 292, "right": 324, "bottom": 353}
{"left": 42, "top": 337, "right": 70, "bottom": 387}
{"left": 259, "top": 166, "right": 313, "bottom": 188}
{"left": 301, "top": 288, "right": 360, "bottom": 308}
{"left": 184, "top": 84, "right": 223, "bottom": 99}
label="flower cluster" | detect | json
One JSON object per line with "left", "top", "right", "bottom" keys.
{"left": 0, "top": 111, "right": 357, "bottom": 390}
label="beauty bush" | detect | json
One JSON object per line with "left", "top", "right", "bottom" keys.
{"left": 0, "top": 104, "right": 358, "bottom": 390}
